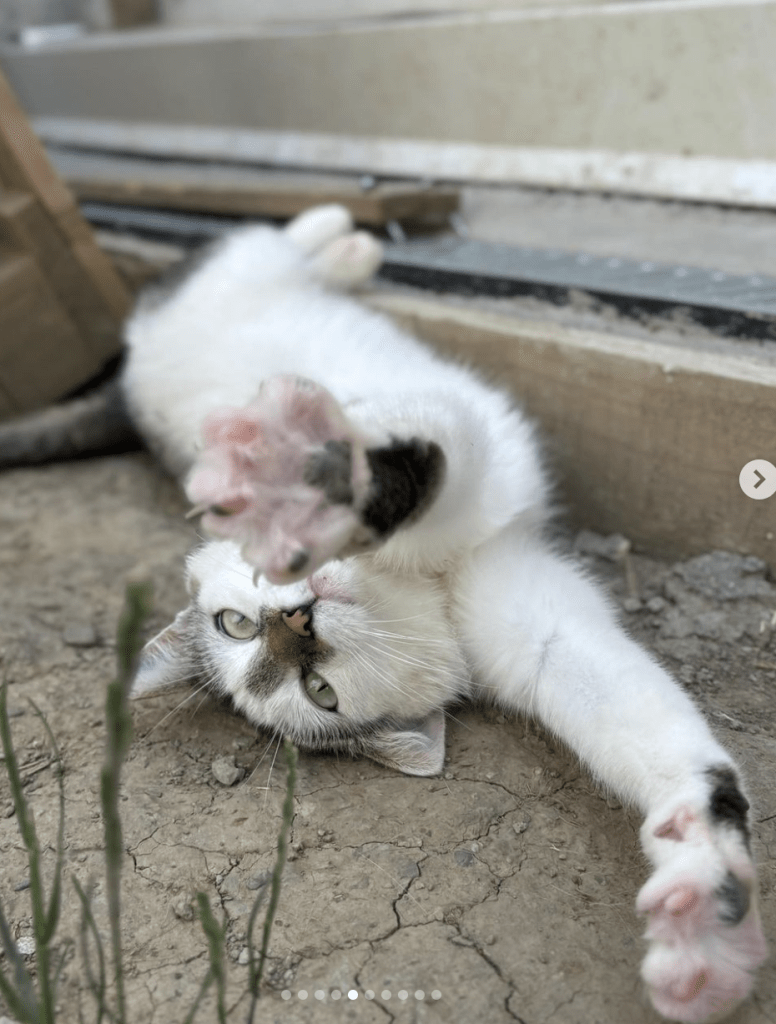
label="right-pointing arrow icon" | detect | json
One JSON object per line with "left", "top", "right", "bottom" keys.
{"left": 740, "top": 460, "right": 776, "bottom": 500}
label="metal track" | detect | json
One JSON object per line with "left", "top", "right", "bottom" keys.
{"left": 83, "top": 202, "right": 776, "bottom": 341}
{"left": 379, "top": 237, "right": 776, "bottom": 341}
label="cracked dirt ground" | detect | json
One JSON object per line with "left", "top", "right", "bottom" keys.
{"left": 0, "top": 453, "right": 774, "bottom": 1024}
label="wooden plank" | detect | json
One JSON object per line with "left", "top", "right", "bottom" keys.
{"left": 367, "top": 291, "right": 776, "bottom": 567}
{"left": 0, "top": 254, "right": 96, "bottom": 416}
{"left": 0, "top": 69, "right": 131, "bottom": 324}
{"left": 48, "top": 148, "right": 459, "bottom": 226}
{"left": 0, "top": 191, "right": 124, "bottom": 362}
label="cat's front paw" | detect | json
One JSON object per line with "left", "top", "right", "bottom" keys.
{"left": 185, "top": 376, "right": 375, "bottom": 583}
{"left": 637, "top": 807, "right": 767, "bottom": 1022}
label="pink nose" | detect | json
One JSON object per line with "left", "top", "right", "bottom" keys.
{"left": 281, "top": 605, "right": 314, "bottom": 637}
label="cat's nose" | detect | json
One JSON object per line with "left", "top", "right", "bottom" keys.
{"left": 281, "top": 602, "right": 315, "bottom": 637}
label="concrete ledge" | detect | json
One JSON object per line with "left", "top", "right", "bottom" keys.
{"left": 2, "top": 0, "right": 776, "bottom": 186}
{"left": 31, "top": 118, "right": 776, "bottom": 208}
{"left": 367, "top": 291, "right": 776, "bottom": 566}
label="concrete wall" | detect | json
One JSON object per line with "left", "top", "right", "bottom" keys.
{"left": 2, "top": 0, "right": 776, "bottom": 160}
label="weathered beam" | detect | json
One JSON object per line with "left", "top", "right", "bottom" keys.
{"left": 0, "top": 68, "right": 130, "bottom": 327}
{"left": 367, "top": 291, "right": 776, "bottom": 566}
{"left": 48, "top": 148, "right": 459, "bottom": 226}
{"left": 0, "top": 254, "right": 95, "bottom": 414}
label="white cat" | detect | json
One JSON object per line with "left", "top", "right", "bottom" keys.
{"left": 120, "top": 205, "right": 766, "bottom": 1023}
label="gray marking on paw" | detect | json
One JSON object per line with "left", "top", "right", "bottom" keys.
{"left": 287, "top": 549, "right": 310, "bottom": 573}
{"left": 716, "top": 871, "right": 751, "bottom": 925}
{"left": 303, "top": 440, "right": 353, "bottom": 505}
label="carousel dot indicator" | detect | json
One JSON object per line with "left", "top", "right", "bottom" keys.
{"left": 415, "top": 990, "right": 425, "bottom": 1000}
{"left": 348, "top": 990, "right": 358, "bottom": 1000}
{"left": 331, "top": 989, "right": 342, "bottom": 1000}
{"left": 381, "top": 990, "right": 391, "bottom": 1000}
{"left": 281, "top": 990, "right": 291, "bottom": 1001}
{"left": 298, "top": 990, "right": 308, "bottom": 1000}
{"left": 365, "top": 990, "right": 375, "bottom": 1000}
{"left": 432, "top": 989, "right": 442, "bottom": 1000}
{"left": 398, "top": 990, "right": 408, "bottom": 1000}
{"left": 314, "top": 990, "right": 325, "bottom": 1001}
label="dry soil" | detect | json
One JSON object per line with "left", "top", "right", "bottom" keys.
{"left": 0, "top": 451, "right": 774, "bottom": 1024}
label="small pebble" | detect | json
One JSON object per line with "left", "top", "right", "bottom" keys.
{"left": 211, "top": 755, "right": 244, "bottom": 787}
{"left": 172, "top": 898, "right": 194, "bottom": 921}
{"left": 622, "top": 597, "right": 642, "bottom": 613}
{"left": 238, "top": 947, "right": 251, "bottom": 965}
{"left": 646, "top": 596, "right": 667, "bottom": 613}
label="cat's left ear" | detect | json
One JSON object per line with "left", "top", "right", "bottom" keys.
{"left": 363, "top": 710, "right": 446, "bottom": 776}
{"left": 131, "top": 607, "right": 198, "bottom": 697}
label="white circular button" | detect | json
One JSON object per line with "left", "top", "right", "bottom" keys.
{"left": 739, "top": 460, "right": 776, "bottom": 500}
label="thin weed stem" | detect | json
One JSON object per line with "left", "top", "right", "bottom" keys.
{"left": 101, "top": 580, "right": 153, "bottom": 1024}
{"left": 246, "top": 738, "right": 297, "bottom": 1023}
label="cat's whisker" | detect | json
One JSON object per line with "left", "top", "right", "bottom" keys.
{"left": 263, "top": 733, "right": 283, "bottom": 811}
{"left": 142, "top": 678, "right": 213, "bottom": 736}
{"left": 359, "top": 638, "right": 455, "bottom": 675}
{"left": 245, "top": 731, "right": 281, "bottom": 785}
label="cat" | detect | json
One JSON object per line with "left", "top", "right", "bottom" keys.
{"left": 3, "top": 205, "right": 767, "bottom": 1021}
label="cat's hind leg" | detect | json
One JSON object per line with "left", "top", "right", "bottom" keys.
{"left": 284, "top": 204, "right": 354, "bottom": 255}
{"left": 284, "top": 204, "right": 383, "bottom": 287}
{"left": 312, "top": 231, "right": 383, "bottom": 288}
{"left": 457, "top": 528, "right": 768, "bottom": 1023}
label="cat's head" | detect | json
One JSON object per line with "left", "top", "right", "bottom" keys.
{"left": 131, "top": 540, "right": 468, "bottom": 776}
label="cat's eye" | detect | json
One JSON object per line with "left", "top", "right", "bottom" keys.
{"left": 303, "top": 671, "right": 338, "bottom": 711}
{"left": 216, "top": 609, "right": 259, "bottom": 640}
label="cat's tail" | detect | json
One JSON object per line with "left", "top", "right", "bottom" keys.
{"left": 284, "top": 204, "right": 383, "bottom": 289}
{"left": 0, "top": 376, "right": 142, "bottom": 470}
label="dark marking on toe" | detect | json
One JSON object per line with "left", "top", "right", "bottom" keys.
{"left": 303, "top": 440, "right": 354, "bottom": 504}
{"left": 362, "top": 437, "right": 445, "bottom": 537}
{"left": 707, "top": 765, "right": 751, "bottom": 848}
{"left": 716, "top": 871, "right": 751, "bottom": 925}
{"left": 287, "top": 549, "right": 310, "bottom": 573}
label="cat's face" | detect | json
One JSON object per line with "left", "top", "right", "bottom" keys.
{"left": 132, "top": 541, "right": 468, "bottom": 775}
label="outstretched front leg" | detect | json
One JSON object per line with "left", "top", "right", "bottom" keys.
{"left": 185, "top": 375, "right": 447, "bottom": 583}
{"left": 456, "top": 526, "right": 768, "bottom": 1023}
{"left": 185, "top": 358, "right": 545, "bottom": 583}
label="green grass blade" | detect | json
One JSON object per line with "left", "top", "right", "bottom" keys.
{"left": 195, "top": 893, "right": 227, "bottom": 1024}
{"left": 73, "top": 878, "right": 107, "bottom": 1024}
{"left": 180, "top": 967, "right": 215, "bottom": 1024}
{"left": 28, "top": 700, "right": 66, "bottom": 947}
{"left": 101, "top": 579, "right": 153, "bottom": 1024}
{"left": 246, "top": 738, "right": 297, "bottom": 1023}
{"left": 0, "top": 897, "right": 39, "bottom": 1023}
{"left": 0, "top": 680, "right": 52, "bottom": 1021}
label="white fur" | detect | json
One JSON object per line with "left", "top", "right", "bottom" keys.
{"left": 125, "top": 206, "right": 767, "bottom": 1022}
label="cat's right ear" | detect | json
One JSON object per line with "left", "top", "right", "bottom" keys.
{"left": 131, "top": 607, "right": 198, "bottom": 697}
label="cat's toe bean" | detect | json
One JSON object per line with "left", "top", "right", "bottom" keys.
{"left": 313, "top": 232, "right": 384, "bottom": 286}
{"left": 284, "top": 204, "right": 353, "bottom": 254}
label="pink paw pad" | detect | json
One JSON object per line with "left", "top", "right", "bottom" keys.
{"left": 185, "top": 376, "right": 373, "bottom": 582}
{"left": 314, "top": 232, "right": 383, "bottom": 286}
{"left": 637, "top": 806, "right": 768, "bottom": 1022}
